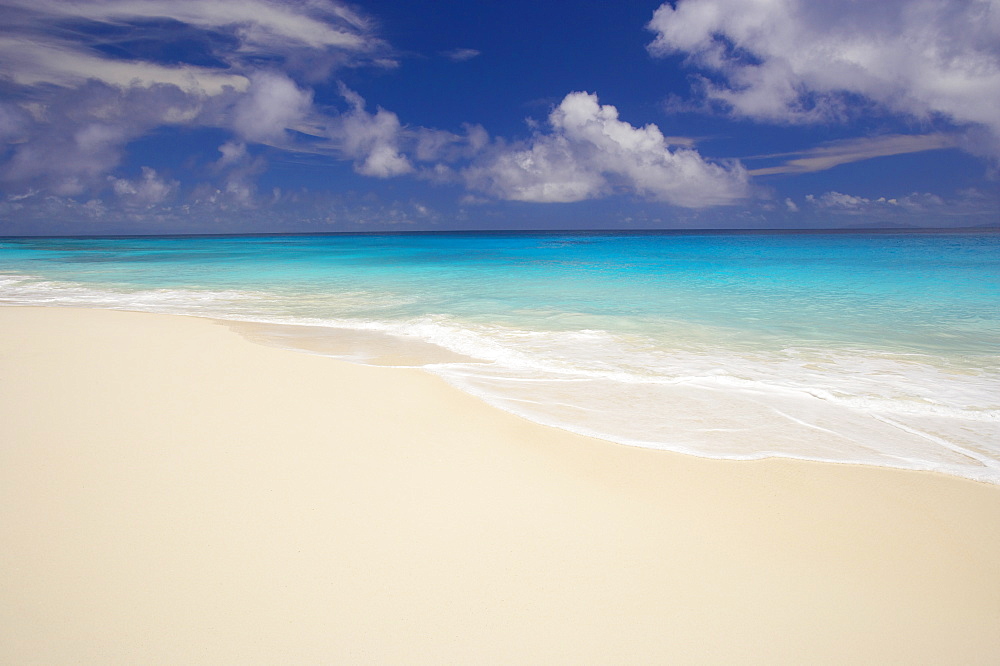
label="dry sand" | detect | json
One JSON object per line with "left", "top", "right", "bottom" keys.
{"left": 1, "top": 306, "right": 999, "bottom": 664}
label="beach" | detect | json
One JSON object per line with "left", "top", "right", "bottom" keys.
{"left": 2, "top": 305, "right": 999, "bottom": 663}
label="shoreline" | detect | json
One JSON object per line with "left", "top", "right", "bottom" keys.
{"left": 4, "top": 256, "right": 998, "bottom": 486}
{"left": 2, "top": 305, "right": 999, "bottom": 662}
{"left": 230, "top": 316, "right": 1000, "bottom": 486}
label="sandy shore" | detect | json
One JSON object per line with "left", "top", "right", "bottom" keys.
{"left": 1, "top": 306, "right": 998, "bottom": 664}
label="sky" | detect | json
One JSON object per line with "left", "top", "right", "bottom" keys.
{"left": 0, "top": 0, "right": 998, "bottom": 234}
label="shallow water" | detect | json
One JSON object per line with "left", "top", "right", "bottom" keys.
{"left": 2, "top": 230, "right": 998, "bottom": 482}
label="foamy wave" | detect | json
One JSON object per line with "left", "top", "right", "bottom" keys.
{"left": 0, "top": 273, "right": 407, "bottom": 319}
{"left": 341, "top": 316, "right": 999, "bottom": 421}
{"left": 4, "top": 272, "right": 998, "bottom": 483}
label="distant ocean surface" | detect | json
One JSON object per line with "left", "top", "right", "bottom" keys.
{"left": 2, "top": 230, "right": 998, "bottom": 483}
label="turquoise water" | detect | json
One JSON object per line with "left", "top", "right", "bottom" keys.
{"left": 2, "top": 231, "right": 998, "bottom": 482}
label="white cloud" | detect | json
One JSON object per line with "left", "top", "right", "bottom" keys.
{"left": 3, "top": 0, "right": 377, "bottom": 56}
{"left": 0, "top": 0, "right": 382, "bottom": 94}
{"left": 332, "top": 88, "right": 413, "bottom": 178}
{"left": 413, "top": 124, "right": 489, "bottom": 163}
{"left": 109, "top": 167, "right": 178, "bottom": 206}
{"left": 806, "top": 192, "right": 891, "bottom": 209}
{"left": 805, "top": 190, "right": 949, "bottom": 212}
{"left": 465, "top": 91, "right": 749, "bottom": 206}
{"left": 232, "top": 71, "right": 313, "bottom": 143}
{"left": 469, "top": 136, "right": 606, "bottom": 203}
{"left": 209, "top": 141, "right": 268, "bottom": 207}
{"left": 442, "top": 48, "right": 481, "bottom": 62}
{"left": 0, "top": 103, "right": 30, "bottom": 141}
{"left": 0, "top": 35, "right": 249, "bottom": 95}
{"left": 0, "top": 82, "right": 207, "bottom": 194}
{"left": 0, "top": 0, "right": 393, "bottom": 196}
{"left": 792, "top": 189, "right": 994, "bottom": 228}
{"left": 648, "top": 0, "right": 1000, "bottom": 152}
{"left": 216, "top": 141, "right": 248, "bottom": 168}
{"left": 2, "top": 119, "right": 128, "bottom": 196}
{"left": 749, "top": 134, "right": 959, "bottom": 175}
{"left": 413, "top": 129, "right": 462, "bottom": 162}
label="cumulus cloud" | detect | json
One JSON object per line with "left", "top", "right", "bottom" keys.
{"left": 216, "top": 141, "right": 249, "bottom": 168}
{"left": 331, "top": 87, "right": 413, "bottom": 178}
{"left": 208, "top": 141, "right": 269, "bottom": 207}
{"left": 760, "top": 188, "right": 1000, "bottom": 227}
{"left": 232, "top": 71, "right": 313, "bottom": 143}
{"left": 109, "top": 167, "right": 178, "bottom": 206}
{"left": 647, "top": 0, "right": 1000, "bottom": 152}
{"left": 807, "top": 192, "right": 895, "bottom": 210}
{"left": 465, "top": 91, "right": 748, "bottom": 206}
{"left": 805, "top": 191, "right": 947, "bottom": 213}
{"left": 0, "top": 81, "right": 208, "bottom": 194}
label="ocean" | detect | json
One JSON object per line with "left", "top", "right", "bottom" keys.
{"left": 2, "top": 230, "right": 998, "bottom": 483}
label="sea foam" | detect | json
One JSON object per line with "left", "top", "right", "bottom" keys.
{"left": 2, "top": 230, "right": 998, "bottom": 482}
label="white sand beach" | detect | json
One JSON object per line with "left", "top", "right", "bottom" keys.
{"left": 2, "top": 306, "right": 999, "bottom": 664}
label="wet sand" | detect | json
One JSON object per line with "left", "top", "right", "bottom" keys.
{"left": 2, "top": 306, "right": 999, "bottom": 664}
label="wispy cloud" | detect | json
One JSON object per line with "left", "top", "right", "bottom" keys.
{"left": 748, "top": 134, "right": 959, "bottom": 176}
{"left": 442, "top": 48, "right": 481, "bottom": 62}
{"left": 0, "top": 0, "right": 391, "bottom": 195}
{"left": 3, "top": 0, "right": 378, "bottom": 57}
{"left": 0, "top": 35, "right": 250, "bottom": 94}
{"left": 648, "top": 0, "right": 1000, "bottom": 156}
{"left": 0, "top": 0, "right": 384, "bottom": 90}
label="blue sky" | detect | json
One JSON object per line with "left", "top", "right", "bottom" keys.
{"left": 0, "top": 0, "right": 997, "bottom": 234}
